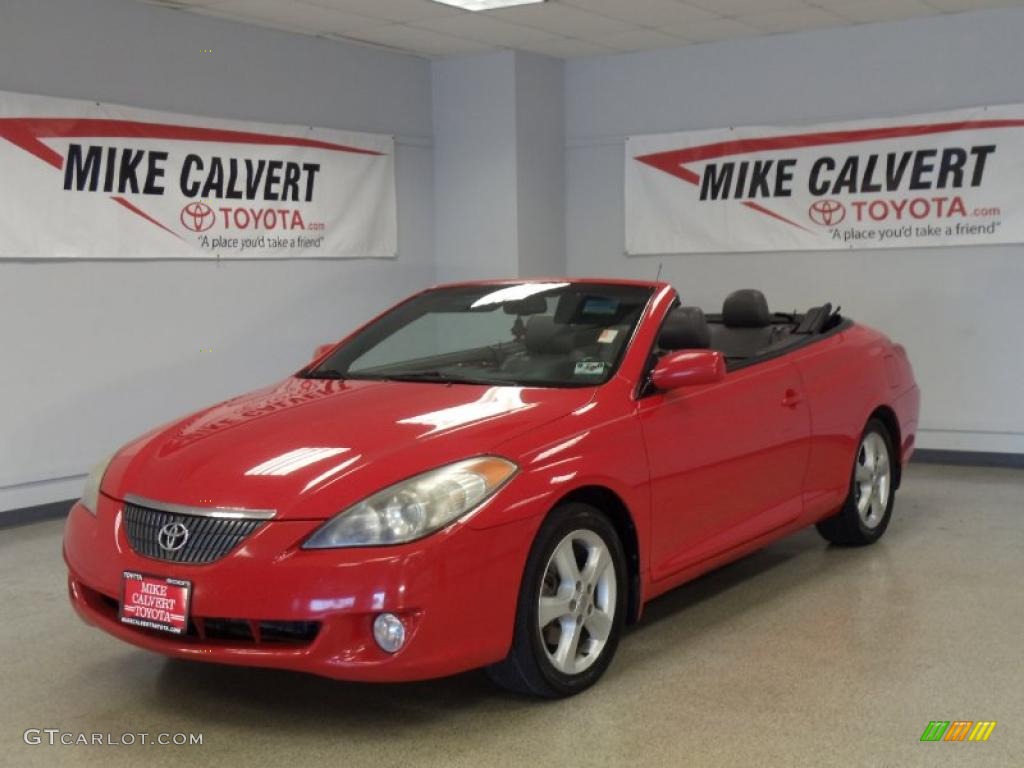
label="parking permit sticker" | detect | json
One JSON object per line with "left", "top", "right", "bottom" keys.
{"left": 574, "top": 361, "right": 607, "bottom": 376}
{"left": 598, "top": 329, "right": 619, "bottom": 344}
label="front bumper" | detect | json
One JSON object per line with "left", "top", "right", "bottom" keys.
{"left": 63, "top": 495, "right": 539, "bottom": 682}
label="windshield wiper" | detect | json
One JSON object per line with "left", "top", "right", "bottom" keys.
{"left": 373, "top": 370, "right": 519, "bottom": 386}
{"left": 300, "top": 368, "right": 346, "bottom": 380}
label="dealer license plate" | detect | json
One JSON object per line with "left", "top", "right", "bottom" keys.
{"left": 119, "top": 571, "right": 191, "bottom": 635}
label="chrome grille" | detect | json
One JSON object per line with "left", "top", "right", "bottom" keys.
{"left": 123, "top": 502, "right": 265, "bottom": 564}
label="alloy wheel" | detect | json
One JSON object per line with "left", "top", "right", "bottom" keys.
{"left": 537, "top": 529, "right": 617, "bottom": 676}
{"left": 854, "top": 431, "right": 891, "bottom": 529}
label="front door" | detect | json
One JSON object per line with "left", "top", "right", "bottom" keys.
{"left": 637, "top": 356, "right": 811, "bottom": 582}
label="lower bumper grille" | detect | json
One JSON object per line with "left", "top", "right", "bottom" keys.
{"left": 200, "top": 618, "right": 321, "bottom": 644}
{"left": 86, "top": 585, "right": 319, "bottom": 647}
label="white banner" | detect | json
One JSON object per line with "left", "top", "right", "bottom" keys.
{"left": 626, "top": 104, "right": 1024, "bottom": 254}
{"left": 0, "top": 90, "right": 396, "bottom": 259}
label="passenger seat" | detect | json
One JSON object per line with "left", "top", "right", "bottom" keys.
{"left": 709, "top": 289, "right": 777, "bottom": 358}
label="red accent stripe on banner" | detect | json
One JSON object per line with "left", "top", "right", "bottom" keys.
{"left": 111, "top": 196, "right": 184, "bottom": 241}
{"left": 0, "top": 121, "right": 64, "bottom": 168}
{"left": 634, "top": 118, "right": 1024, "bottom": 231}
{"left": 741, "top": 201, "right": 811, "bottom": 233}
{"left": 666, "top": 165, "right": 700, "bottom": 185}
{"left": 0, "top": 117, "right": 384, "bottom": 156}
{"left": 637, "top": 119, "right": 1024, "bottom": 168}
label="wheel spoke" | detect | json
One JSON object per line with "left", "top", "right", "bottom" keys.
{"left": 862, "top": 443, "right": 876, "bottom": 473}
{"left": 855, "top": 462, "right": 873, "bottom": 482}
{"left": 856, "top": 482, "right": 871, "bottom": 516}
{"left": 584, "top": 608, "right": 613, "bottom": 642}
{"left": 553, "top": 618, "right": 583, "bottom": 674}
{"left": 876, "top": 454, "right": 890, "bottom": 475}
{"left": 871, "top": 485, "right": 886, "bottom": 519}
{"left": 538, "top": 593, "right": 573, "bottom": 627}
{"left": 579, "top": 545, "right": 609, "bottom": 588}
{"left": 552, "top": 539, "right": 580, "bottom": 585}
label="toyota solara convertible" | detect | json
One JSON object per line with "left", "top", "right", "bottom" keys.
{"left": 64, "top": 279, "right": 919, "bottom": 697}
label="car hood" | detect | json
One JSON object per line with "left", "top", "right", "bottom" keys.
{"left": 105, "top": 377, "right": 595, "bottom": 520}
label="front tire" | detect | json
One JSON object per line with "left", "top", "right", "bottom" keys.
{"left": 816, "top": 418, "right": 896, "bottom": 546}
{"left": 487, "top": 503, "right": 627, "bottom": 698}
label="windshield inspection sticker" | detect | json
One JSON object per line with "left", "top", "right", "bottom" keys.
{"left": 598, "top": 328, "right": 619, "bottom": 344}
{"left": 574, "top": 361, "right": 607, "bottom": 377}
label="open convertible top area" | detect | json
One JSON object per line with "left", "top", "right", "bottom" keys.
{"left": 335, "top": 280, "right": 847, "bottom": 389}
{"left": 658, "top": 288, "right": 845, "bottom": 368}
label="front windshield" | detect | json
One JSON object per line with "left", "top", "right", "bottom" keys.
{"left": 306, "top": 282, "right": 654, "bottom": 387}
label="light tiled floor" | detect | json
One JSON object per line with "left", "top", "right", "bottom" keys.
{"left": 2, "top": 463, "right": 1021, "bottom": 767}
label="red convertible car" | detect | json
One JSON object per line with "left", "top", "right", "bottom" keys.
{"left": 64, "top": 279, "right": 919, "bottom": 697}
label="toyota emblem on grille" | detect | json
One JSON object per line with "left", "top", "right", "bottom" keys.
{"left": 157, "top": 522, "right": 190, "bottom": 552}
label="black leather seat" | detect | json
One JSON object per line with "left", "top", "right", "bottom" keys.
{"left": 658, "top": 306, "right": 711, "bottom": 350}
{"left": 501, "top": 316, "right": 600, "bottom": 378}
{"left": 525, "top": 315, "right": 576, "bottom": 354}
{"left": 709, "top": 289, "right": 777, "bottom": 358}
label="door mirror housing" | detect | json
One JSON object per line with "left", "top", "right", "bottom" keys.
{"left": 651, "top": 349, "right": 726, "bottom": 391}
{"left": 312, "top": 343, "right": 335, "bottom": 362}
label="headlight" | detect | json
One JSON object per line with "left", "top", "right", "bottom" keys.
{"left": 81, "top": 454, "right": 114, "bottom": 516}
{"left": 303, "top": 456, "right": 517, "bottom": 549}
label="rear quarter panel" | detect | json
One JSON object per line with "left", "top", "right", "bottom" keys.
{"left": 789, "top": 322, "right": 918, "bottom": 524}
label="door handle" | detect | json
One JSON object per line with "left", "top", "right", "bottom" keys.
{"left": 781, "top": 389, "right": 803, "bottom": 408}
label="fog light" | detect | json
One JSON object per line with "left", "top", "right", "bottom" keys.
{"left": 373, "top": 613, "right": 406, "bottom": 653}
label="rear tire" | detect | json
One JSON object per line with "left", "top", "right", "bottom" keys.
{"left": 486, "top": 503, "right": 627, "bottom": 698}
{"left": 816, "top": 418, "right": 896, "bottom": 546}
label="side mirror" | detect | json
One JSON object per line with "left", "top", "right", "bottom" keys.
{"left": 312, "top": 343, "right": 335, "bottom": 362}
{"left": 651, "top": 349, "right": 726, "bottom": 391}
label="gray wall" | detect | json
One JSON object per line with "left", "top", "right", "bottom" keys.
{"left": 0, "top": 0, "right": 435, "bottom": 510}
{"left": 565, "top": 9, "right": 1024, "bottom": 454}
{"left": 515, "top": 52, "right": 566, "bottom": 278}
{"left": 432, "top": 50, "right": 565, "bottom": 281}
{"left": 432, "top": 51, "right": 519, "bottom": 281}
